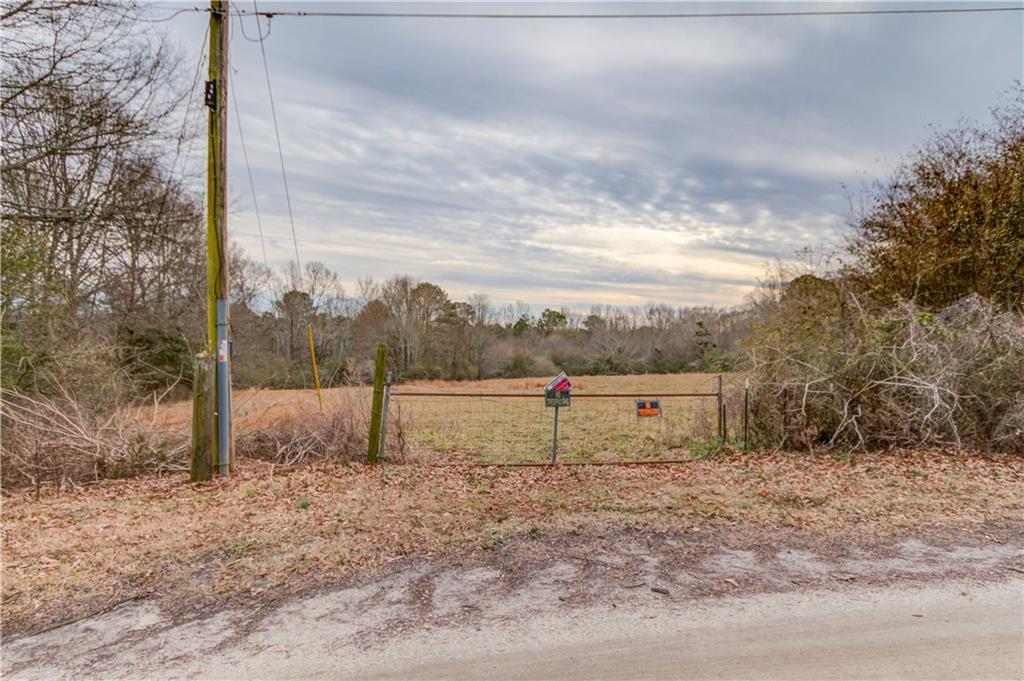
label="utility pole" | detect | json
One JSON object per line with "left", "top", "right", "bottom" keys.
{"left": 206, "top": 0, "right": 231, "bottom": 475}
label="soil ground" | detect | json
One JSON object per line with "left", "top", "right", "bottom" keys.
{"left": 3, "top": 528, "right": 1022, "bottom": 679}
{"left": 4, "top": 449, "right": 1022, "bottom": 641}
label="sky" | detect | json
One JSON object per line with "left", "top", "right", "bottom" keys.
{"left": 161, "top": 1, "right": 1024, "bottom": 311}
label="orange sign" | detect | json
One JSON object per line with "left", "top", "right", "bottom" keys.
{"left": 636, "top": 400, "right": 662, "bottom": 417}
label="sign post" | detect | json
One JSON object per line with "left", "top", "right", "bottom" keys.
{"left": 551, "top": 405, "right": 560, "bottom": 464}
{"left": 544, "top": 372, "right": 572, "bottom": 464}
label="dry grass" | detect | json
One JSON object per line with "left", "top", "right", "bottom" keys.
{"left": 3, "top": 448, "right": 1021, "bottom": 637}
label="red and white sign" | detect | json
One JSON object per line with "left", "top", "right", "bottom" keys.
{"left": 545, "top": 372, "right": 572, "bottom": 392}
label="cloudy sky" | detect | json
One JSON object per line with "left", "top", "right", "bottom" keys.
{"left": 163, "top": 2, "right": 1023, "bottom": 310}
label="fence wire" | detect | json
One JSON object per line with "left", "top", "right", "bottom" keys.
{"left": 390, "top": 377, "right": 727, "bottom": 464}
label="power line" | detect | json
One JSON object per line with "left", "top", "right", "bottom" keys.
{"left": 169, "top": 25, "right": 210, "bottom": 185}
{"left": 230, "top": 71, "right": 271, "bottom": 272}
{"left": 127, "top": 6, "right": 205, "bottom": 23}
{"left": 145, "top": 4, "right": 1024, "bottom": 22}
{"left": 234, "top": 4, "right": 272, "bottom": 42}
{"left": 146, "top": 24, "right": 208, "bottom": 253}
{"left": 252, "top": 0, "right": 303, "bottom": 279}
{"left": 230, "top": 5, "right": 1023, "bottom": 19}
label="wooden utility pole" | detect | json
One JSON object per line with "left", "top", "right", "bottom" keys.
{"left": 207, "top": 0, "right": 232, "bottom": 475}
{"left": 190, "top": 353, "right": 215, "bottom": 481}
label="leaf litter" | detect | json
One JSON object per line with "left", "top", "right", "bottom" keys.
{"left": 2, "top": 448, "right": 1022, "bottom": 639}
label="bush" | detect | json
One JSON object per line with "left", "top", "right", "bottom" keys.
{"left": 0, "top": 389, "right": 188, "bottom": 489}
{"left": 746, "top": 293, "right": 1024, "bottom": 452}
{"left": 236, "top": 406, "right": 406, "bottom": 465}
{"left": 118, "top": 326, "right": 193, "bottom": 393}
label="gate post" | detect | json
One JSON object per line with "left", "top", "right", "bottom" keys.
{"left": 379, "top": 371, "right": 392, "bottom": 460}
{"left": 716, "top": 374, "right": 724, "bottom": 441}
{"left": 367, "top": 343, "right": 387, "bottom": 464}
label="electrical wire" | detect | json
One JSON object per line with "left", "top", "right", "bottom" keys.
{"left": 144, "top": 25, "right": 209, "bottom": 260}
{"left": 168, "top": 26, "right": 210, "bottom": 187}
{"left": 234, "top": 5, "right": 272, "bottom": 42}
{"left": 230, "top": 5, "right": 1023, "bottom": 20}
{"left": 126, "top": 6, "right": 205, "bottom": 23}
{"left": 141, "top": 4, "right": 1024, "bottom": 22}
{"left": 252, "top": 0, "right": 304, "bottom": 281}
{"left": 229, "top": 74, "right": 272, "bottom": 272}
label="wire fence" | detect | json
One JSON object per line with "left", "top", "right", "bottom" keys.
{"left": 388, "top": 376, "right": 735, "bottom": 464}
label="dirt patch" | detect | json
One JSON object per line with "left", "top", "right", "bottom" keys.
{"left": 3, "top": 450, "right": 1022, "bottom": 639}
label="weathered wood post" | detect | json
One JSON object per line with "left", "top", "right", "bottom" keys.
{"left": 743, "top": 379, "right": 750, "bottom": 451}
{"left": 781, "top": 386, "right": 789, "bottom": 449}
{"left": 366, "top": 342, "right": 387, "bottom": 464}
{"left": 190, "top": 353, "right": 215, "bottom": 482}
{"left": 716, "top": 374, "right": 724, "bottom": 442}
{"left": 378, "top": 371, "right": 392, "bottom": 460}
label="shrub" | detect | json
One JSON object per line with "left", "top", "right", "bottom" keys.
{"left": 0, "top": 388, "right": 189, "bottom": 489}
{"left": 746, "top": 293, "right": 1024, "bottom": 452}
{"left": 236, "top": 406, "right": 406, "bottom": 465}
{"left": 118, "top": 326, "right": 193, "bottom": 392}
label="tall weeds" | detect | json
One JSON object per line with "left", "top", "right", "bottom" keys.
{"left": 1, "top": 388, "right": 189, "bottom": 490}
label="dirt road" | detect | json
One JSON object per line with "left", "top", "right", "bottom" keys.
{"left": 4, "top": 533, "right": 1022, "bottom": 680}
{"left": 357, "top": 579, "right": 1023, "bottom": 680}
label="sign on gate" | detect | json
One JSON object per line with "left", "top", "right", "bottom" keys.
{"left": 545, "top": 372, "right": 572, "bottom": 408}
{"left": 636, "top": 399, "right": 662, "bottom": 418}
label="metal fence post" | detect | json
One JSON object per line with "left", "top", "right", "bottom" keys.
{"left": 551, "top": 405, "right": 559, "bottom": 465}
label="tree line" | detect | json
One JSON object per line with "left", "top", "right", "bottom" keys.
{"left": 226, "top": 259, "right": 748, "bottom": 388}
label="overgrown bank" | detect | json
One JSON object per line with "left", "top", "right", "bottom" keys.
{"left": 742, "top": 88, "right": 1024, "bottom": 454}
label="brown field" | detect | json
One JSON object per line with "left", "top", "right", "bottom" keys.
{"left": 151, "top": 373, "right": 734, "bottom": 463}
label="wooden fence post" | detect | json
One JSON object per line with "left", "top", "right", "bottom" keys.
{"left": 743, "top": 380, "right": 750, "bottom": 451}
{"left": 190, "top": 353, "right": 215, "bottom": 482}
{"left": 781, "top": 386, "right": 789, "bottom": 449}
{"left": 366, "top": 343, "right": 387, "bottom": 464}
{"left": 716, "top": 374, "right": 724, "bottom": 441}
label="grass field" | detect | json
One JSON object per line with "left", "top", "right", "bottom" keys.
{"left": 393, "top": 374, "right": 726, "bottom": 463}
{"left": 150, "top": 373, "right": 731, "bottom": 464}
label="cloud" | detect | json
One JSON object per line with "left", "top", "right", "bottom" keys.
{"left": 166, "top": 2, "right": 1023, "bottom": 308}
